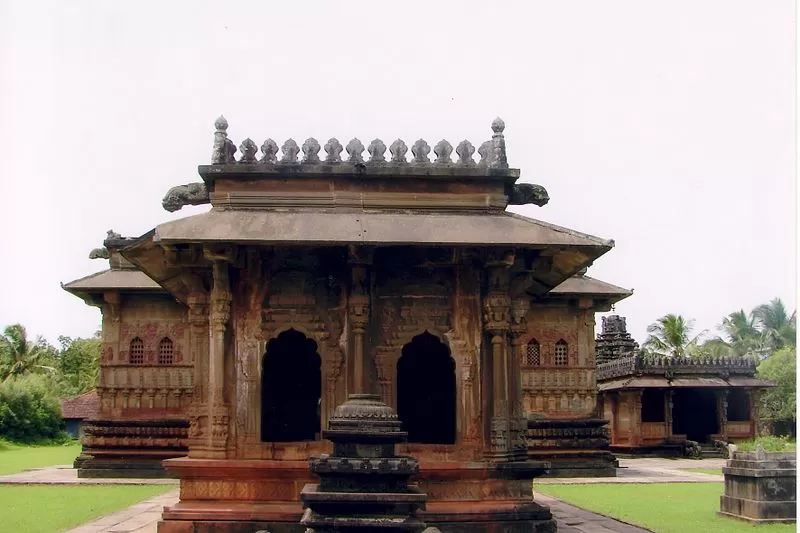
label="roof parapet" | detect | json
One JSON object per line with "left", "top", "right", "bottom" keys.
{"left": 597, "top": 354, "right": 759, "bottom": 381}
{"left": 209, "top": 116, "right": 509, "bottom": 169}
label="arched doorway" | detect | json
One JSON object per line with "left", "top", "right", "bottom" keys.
{"left": 396, "top": 331, "right": 456, "bottom": 444}
{"left": 261, "top": 329, "right": 321, "bottom": 442}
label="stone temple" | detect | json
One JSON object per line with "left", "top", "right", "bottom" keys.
{"left": 63, "top": 117, "right": 634, "bottom": 531}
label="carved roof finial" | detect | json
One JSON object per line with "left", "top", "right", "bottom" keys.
{"left": 491, "top": 116, "right": 505, "bottom": 134}
{"left": 324, "top": 138, "right": 343, "bottom": 163}
{"left": 433, "top": 139, "right": 453, "bottom": 165}
{"left": 281, "top": 139, "right": 300, "bottom": 163}
{"left": 239, "top": 138, "right": 257, "bottom": 163}
{"left": 367, "top": 139, "right": 387, "bottom": 163}
{"left": 411, "top": 139, "right": 431, "bottom": 165}
{"left": 212, "top": 115, "right": 230, "bottom": 164}
{"left": 302, "top": 138, "right": 321, "bottom": 164}
{"left": 389, "top": 139, "right": 408, "bottom": 163}
{"left": 260, "top": 139, "right": 278, "bottom": 163}
{"left": 346, "top": 138, "right": 365, "bottom": 164}
{"left": 489, "top": 117, "right": 508, "bottom": 169}
{"left": 456, "top": 140, "right": 476, "bottom": 166}
{"left": 477, "top": 140, "right": 492, "bottom": 167}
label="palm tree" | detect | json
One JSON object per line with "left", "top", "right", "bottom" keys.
{"left": 0, "top": 324, "right": 56, "bottom": 382}
{"left": 643, "top": 314, "right": 705, "bottom": 358}
{"left": 754, "top": 298, "right": 796, "bottom": 350}
{"left": 721, "top": 309, "right": 764, "bottom": 356}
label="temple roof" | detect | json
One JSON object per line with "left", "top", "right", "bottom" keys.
{"left": 551, "top": 275, "right": 630, "bottom": 296}
{"left": 62, "top": 269, "right": 162, "bottom": 293}
{"left": 598, "top": 375, "right": 774, "bottom": 391}
{"left": 149, "top": 210, "right": 613, "bottom": 249}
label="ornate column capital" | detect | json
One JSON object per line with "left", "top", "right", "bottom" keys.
{"left": 483, "top": 292, "right": 511, "bottom": 336}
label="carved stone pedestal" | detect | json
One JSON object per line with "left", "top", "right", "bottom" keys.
{"left": 300, "top": 394, "right": 428, "bottom": 532}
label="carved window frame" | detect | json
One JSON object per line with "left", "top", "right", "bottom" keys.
{"left": 554, "top": 339, "right": 568, "bottom": 366}
{"left": 158, "top": 337, "right": 175, "bottom": 365}
{"left": 524, "top": 338, "right": 541, "bottom": 367}
{"left": 129, "top": 337, "right": 145, "bottom": 365}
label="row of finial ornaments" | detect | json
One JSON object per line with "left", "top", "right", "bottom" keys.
{"left": 211, "top": 116, "right": 509, "bottom": 168}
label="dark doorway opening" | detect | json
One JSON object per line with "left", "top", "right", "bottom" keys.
{"left": 261, "top": 329, "right": 321, "bottom": 442}
{"left": 396, "top": 331, "right": 456, "bottom": 444}
{"left": 641, "top": 389, "right": 665, "bottom": 423}
{"left": 727, "top": 389, "right": 750, "bottom": 422}
{"left": 672, "top": 388, "right": 719, "bottom": 443}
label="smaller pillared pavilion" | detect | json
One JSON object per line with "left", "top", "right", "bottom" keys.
{"left": 596, "top": 316, "right": 774, "bottom": 452}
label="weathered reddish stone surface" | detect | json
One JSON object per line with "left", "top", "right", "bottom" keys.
{"left": 66, "top": 118, "right": 632, "bottom": 530}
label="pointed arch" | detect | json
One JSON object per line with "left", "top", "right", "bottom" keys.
{"left": 396, "top": 331, "right": 456, "bottom": 444}
{"left": 261, "top": 329, "right": 321, "bottom": 442}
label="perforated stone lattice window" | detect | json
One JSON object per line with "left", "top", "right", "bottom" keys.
{"left": 158, "top": 337, "right": 174, "bottom": 365}
{"left": 524, "top": 339, "right": 541, "bottom": 366}
{"left": 554, "top": 340, "right": 568, "bottom": 366}
{"left": 129, "top": 337, "right": 145, "bottom": 365}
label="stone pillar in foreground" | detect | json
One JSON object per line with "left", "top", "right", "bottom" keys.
{"left": 300, "top": 394, "right": 428, "bottom": 532}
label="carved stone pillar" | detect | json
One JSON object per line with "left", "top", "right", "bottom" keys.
{"left": 630, "top": 390, "right": 642, "bottom": 446}
{"left": 100, "top": 292, "right": 122, "bottom": 406}
{"left": 347, "top": 246, "right": 373, "bottom": 396}
{"left": 483, "top": 257, "right": 513, "bottom": 458}
{"left": 718, "top": 390, "right": 729, "bottom": 439}
{"left": 508, "top": 297, "right": 530, "bottom": 457}
{"left": 208, "top": 259, "right": 232, "bottom": 456}
{"left": 187, "top": 292, "right": 209, "bottom": 452}
{"left": 748, "top": 389, "right": 761, "bottom": 436}
{"left": 666, "top": 390, "right": 674, "bottom": 438}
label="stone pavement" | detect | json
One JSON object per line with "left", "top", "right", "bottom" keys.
{"left": 1, "top": 458, "right": 727, "bottom": 533}
{"left": 0, "top": 465, "right": 177, "bottom": 485}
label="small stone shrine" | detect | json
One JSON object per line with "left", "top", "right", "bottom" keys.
{"left": 63, "top": 116, "right": 633, "bottom": 530}
{"left": 300, "top": 394, "right": 428, "bottom": 532}
{"left": 596, "top": 316, "right": 774, "bottom": 453}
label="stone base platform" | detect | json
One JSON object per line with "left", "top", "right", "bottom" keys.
{"left": 158, "top": 458, "right": 556, "bottom": 533}
{"left": 529, "top": 450, "right": 617, "bottom": 478}
{"left": 76, "top": 418, "right": 189, "bottom": 478}
{"left": 527, "top": 418, "right": 617, "bottom": 477}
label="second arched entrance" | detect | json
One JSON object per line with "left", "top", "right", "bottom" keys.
{"left": 396, "top": 331, "right": 456, "bottom": 444}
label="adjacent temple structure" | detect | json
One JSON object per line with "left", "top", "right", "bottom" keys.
{"left": 64, "top": 117, "right": 635, "bottom": 532}
{"left": 595, "top": 316, "right": 773, "bottom": 454}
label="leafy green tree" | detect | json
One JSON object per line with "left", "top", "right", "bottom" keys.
{"left": 721, "top": 309, "right": 765, "bottom": 356}
{"left": 0, "top": 324, "right": 57, "bottom": 382}
{"left": 757, "top": 347, "right": 796, "bottom": 434}
{"left": 55, "top": 334, "right": 101, "bottom": 397}
{"left": 0, "top": 374, "right": 66, "bottom": 443}
{"left": 754, "top": 298, "right": 796, "bottom": 350}
{"left": 643, "top": 314, "right": 705, "bottom": 358}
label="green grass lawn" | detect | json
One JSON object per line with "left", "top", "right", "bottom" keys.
{"left": 535, "top": 483, "right": 794, "bottom": 533}
{"left": 0, "top": 485, "right": 173, "bottom": 533}
{"left": 681, "top": 468, "right": 723, "bottom": 476}
{"left": 0, "top": 440, "right": 82, "bottom": 476}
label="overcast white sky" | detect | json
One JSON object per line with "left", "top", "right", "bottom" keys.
{"left": 0, "top": 1, "right": 795, "bottom": 347}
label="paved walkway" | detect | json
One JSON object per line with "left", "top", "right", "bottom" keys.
{"left": 1, "top": 458, "right": 727, "bottom": 533}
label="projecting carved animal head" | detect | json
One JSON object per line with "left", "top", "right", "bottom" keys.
{"left": 508, "top": 183, "right": 550, "bottom": 207}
